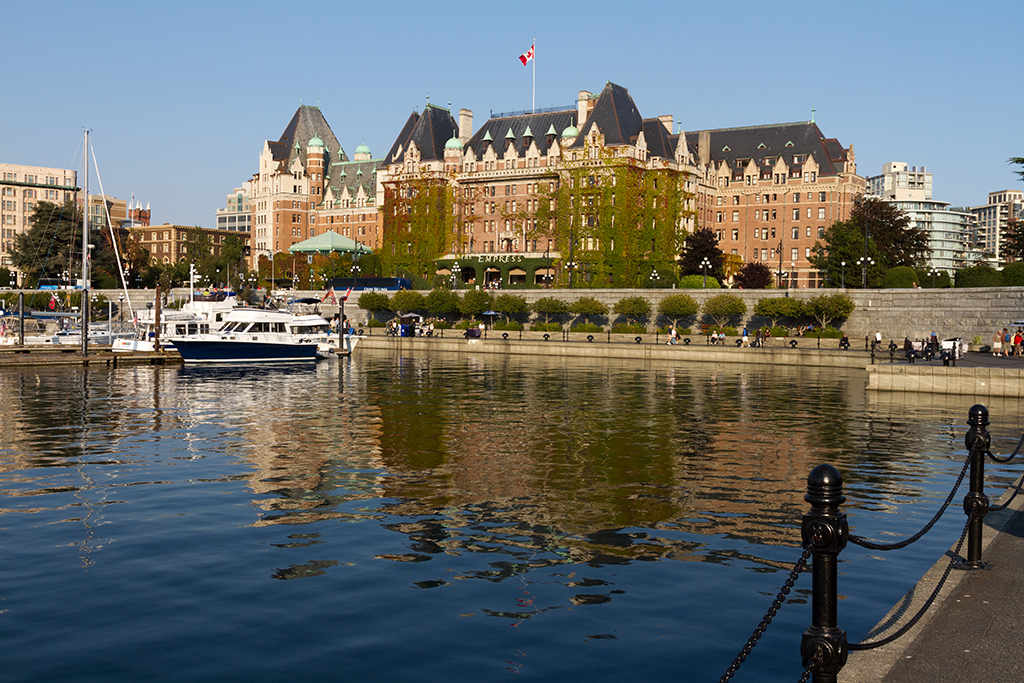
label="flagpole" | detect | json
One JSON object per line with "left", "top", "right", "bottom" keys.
{"left": 532, "top": 38, "right": 536, "bottom": 113}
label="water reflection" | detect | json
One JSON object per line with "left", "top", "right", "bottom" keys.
{"left": 1, "top": 353, "right": 1021, "bottom": 682}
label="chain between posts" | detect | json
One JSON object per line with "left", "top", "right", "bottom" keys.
{"left": 717, "top": 545, "right": 813, "bottom": 683}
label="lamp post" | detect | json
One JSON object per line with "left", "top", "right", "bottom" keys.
{"left": 352, "top": 263, "right": 361, "bottom": 289}
{"left": 857, "top": 256, "right": 874, "bottom": 288}
{"left": 118, "top": 293, "right": 124, "bottom": 322}
{"left": 790, "top": 261, "right": 796, "bottom": 289}
{"left": 700, "top": 257, "right": 711, "bottom": 288}
{"left": 928, "top": 268, "right": 939, "bottom": 288}
{"left": 566, "top": 260, "right": 577, "bottom": 289}
{"left": 840, "top": 261, "right": 846, "bottom": 288}
{"left": 452, "top": 261, "right": 460, "bottom": 289}
{"left": 649, "top": 268, "right": 660, "bottom": 288}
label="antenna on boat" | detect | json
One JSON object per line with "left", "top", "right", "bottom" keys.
{"left": 81, "top": 129, "right": 90, "bottom": 357}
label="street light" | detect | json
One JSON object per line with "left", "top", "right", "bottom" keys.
{"left": 700, "top": 257, "right": 711, "bottom": 288}
{"left": 452, "top": 261, "right": 460, "bottom": 289}
{"left": 118, "top": 293, "right": 125, "bottom": 322}
{"left": 857, "top": 256, "right": 875, "bottom": 288}
{"left": 790, "top": 261, "right": 796, "bottom": 289}
{"left": 840, "top": 261, "right": 846, "bottom": 288}
{"left": 648, "top": 268, "right": 660, "bottom": 288}
{"left": 928, "top": 268, "right": 939, "bottom": 288}
{"left": 565, "top": 260, "right": 577, "bottom": 289}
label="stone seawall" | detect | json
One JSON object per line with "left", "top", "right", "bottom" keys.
{"left": 101, "top": 286, "right": 1024, "bottom": 348}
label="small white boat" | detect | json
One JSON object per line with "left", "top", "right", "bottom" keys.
{"left": 113, "top": 292, "right": 239, "bottom": 353}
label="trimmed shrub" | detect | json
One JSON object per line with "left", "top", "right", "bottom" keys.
{"left": 530, "top": 322, "right": 562, "bottom": 332}
{"left": 1001, "top": 262, "right": 1024, "bottom": 287}
{"left": 678, "top": 274, "right": 721, "bottom": 289}
{"left": 493, "top": 321, "right": 524, "bottom": 331}
{"left": 955, "top": 264, "right": 1002, "bottom": 288}
{"left": 570, "top": 323, "right": 604, "bottom": 333}
{"left": 882, "top": 266, "right": 918, "bottom": 288}
{"left": 611, "top": 323, "right": 646, "bottom": 334}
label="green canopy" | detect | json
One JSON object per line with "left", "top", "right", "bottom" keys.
{"left": 288, "top": 230, "right": 372, "bottom": 255}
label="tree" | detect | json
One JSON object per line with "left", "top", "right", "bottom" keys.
{"left": 11, "top": 200, "right": 84, "bottom": 285}
{"left": 678, "top": 274, "right": 720, "bottom": 289}
{"left": 811, "top": 196, "right": 929, "bottom": 286}
{"left": 613, "top": 295, "right": 652, "bottom": 323}
{"left": 358, "top": 291, "right": 391, "bottom": 317}
{"left": 955, "top": 264, "right": 1002, "bottom": 288}
{"left": 1004, "top": 218, "right": 1024, "bottom": 262}
{"left": 806, "top": 293, "right": 855, "bottom": 329}
{"left": 1001, "top": 262, "right": 1024, "bottom": 287}
{"left": 1010, "top": 157, "right": 1024, "bottom": 182}
{"left": 569, "top": 296, "right": 608, "bottom": 325}
{"left": 754, "top": 297, "right": 806, "bottom": 328}
{"left": 734, "top": 261, "right": 773, "bottom": 290}
{"left": 424, "top": 288, "right": 460, "bottom": 317}
{"left": 657, "top": 293, "right": 699, "bottom": 328}
{"left": 882, "top": 266, "right": 918, "bottom": 288}
{"left": 391, "top": 290, "right": 427, "bottom": 314}
{"left": 679, "top": 227, "right": 725, "bottom": 279}
{"left": 702, "top": 293, "right": 746, "bottom": 329}
{"left": 458, "top": 289, "right": 492, "bottom": 319}
{"left": 492, "top": 293, "right": 529, "bottom": 323}
{"left": 532, "top": 296, "right": 570, "bottom": 323}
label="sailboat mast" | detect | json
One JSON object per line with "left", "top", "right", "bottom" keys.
{"left": 81, "top": 130, "right": 89, "bottom": 356}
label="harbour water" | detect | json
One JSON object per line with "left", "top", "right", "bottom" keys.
{"left": 0, "top": 349, "right": 1021, "bottom": 682}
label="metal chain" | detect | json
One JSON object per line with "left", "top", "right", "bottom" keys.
{"left": 796, "top": 648, "right": 822, "bottom": 683}
{"left": 986, "top": 432, "right": 1023, "bottom": 463}
{"left": 989, "top": 480, "right": 1022, "bottom": 512}
{"left": 849, "top": 454, "right": 970, "bottom": 551}
{"left": 718, "top": 547, "right": 811, "bottom": 683}
{"left": 849, "top": 514, "right": 972, "bottom": 650}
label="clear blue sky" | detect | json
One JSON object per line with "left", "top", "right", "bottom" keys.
{"left": 2, "top": 0, "right": 1020, "bottom": 227}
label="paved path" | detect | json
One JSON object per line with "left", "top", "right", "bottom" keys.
{"left": 840, "top": 477, "right": 1024, "bottom": 682}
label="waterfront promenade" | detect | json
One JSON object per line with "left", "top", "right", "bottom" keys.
{"left": 840, "top": 474, "right": 1024, "bottom": 682}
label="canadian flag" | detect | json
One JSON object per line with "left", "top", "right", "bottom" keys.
{"left": 519, "top": 44, "right": 534, "bottom": 65}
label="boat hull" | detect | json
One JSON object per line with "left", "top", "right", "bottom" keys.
{"left": 171, "top": 339, "right": 318, "bottom": 364}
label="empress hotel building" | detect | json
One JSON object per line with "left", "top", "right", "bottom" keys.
{"left": 239, "top": 82, "right": 864, "bottom": 288}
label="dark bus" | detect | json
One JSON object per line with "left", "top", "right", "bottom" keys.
{"left": 326, "top": 277, "right": 411, "bottom": 292}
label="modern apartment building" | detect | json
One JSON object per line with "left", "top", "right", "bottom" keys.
{"left": 971, "top": 190, "right": 1024, "bottom": 264}
{"left": 0, "top": 162, "right": 78, "bottom": 282}
{"left": 865, "top": 162, "right": 979, "bottom": 272}
{"left": 216, "top": 187, "right": 251, "bottom": 234}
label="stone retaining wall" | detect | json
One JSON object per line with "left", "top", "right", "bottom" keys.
{"left": 101, "top": 286, "right": 1024, "bottom": 348}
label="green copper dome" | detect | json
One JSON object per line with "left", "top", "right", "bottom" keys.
{"left": 355, "top": 142, "right": 371, "bottom": 156}
{"left": 308, "top": 135, "right": 324, "bottom": 148}
{"left": 445, "top": 134, "right": 463, "bottom": 150}
{"left": 561, "top": 124, "right": 579, "bottom": 138}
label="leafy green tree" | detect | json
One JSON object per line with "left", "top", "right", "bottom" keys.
{"left": 358, "top": 291, "right": 391, "bottom": 316}
{"left": 1004, "top": 219, "right": 1024, "bottom": 262}
{"left": 424, "top": 288, "right": 460, "bottom": 317}
{"left": 532, "top": 296, "right": 570, "bottom": 323}
{"left": 734, "top": 261, "right": 773, "bottom": 289}
{"left": 492, "top": 293, "right": 529, "bottom": 323}
{"left": 1010, "top": 157, "right": 1024, "bottom": 182}
{"left": 391, "top": 290, "right": 427, "bottom": 314}
{"left": 613, "top": 295, "right": 652, "bottom": 323}
{"left": 806, "top": 293, "right": 855, "bottom": 329}
{"left": 882, "top": 266, "right": 919, "bottom": 288}
{"left": 754, "top": 297, "right": 806, "bottom": 328}
{"left": 570, "top": 296, "right": 608, "bottom": 325}
{"left": 955, "top": 264, "right": 1002, "bottom": 288}
{"left": 11, "top": 200, "right": 85, "bottom": 285}
{"left": 657, "top": 293, "right": 699, "bottom": 327}
{"left": 677, "top": 274, "right": 720, "bottom": 289}
{"left": 1001, "top": 262, "right": 1024, "bottom": 287}
{"left": 679, "top": 227, "right": 725, "bottom": 278}
{"left": 458, "top": 289, "right": 492, "bottom": 319}
{"left": 702, "top": 293, "right": 746, "bottom": 329}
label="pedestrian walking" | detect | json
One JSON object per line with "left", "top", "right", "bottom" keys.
{"left": 993, "top": 329, "right": 1003, "bottom": 356}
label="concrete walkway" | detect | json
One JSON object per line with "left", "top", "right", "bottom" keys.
{"left": 840, "top": 476, "right": 1024, "bottom": 682}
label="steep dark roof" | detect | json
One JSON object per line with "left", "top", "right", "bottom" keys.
{"left": 465, "top": 110, "right": 576, "bottom": 159}
{"left": 642, "top": 118, "right": 675, "bottom": 160}
{"left": 684, "top": 122, "right": 848, "bottom": 177}
{"left": 327, "top": 158, "right": 382, "bottom": 198}
{"left": 273, "top": 105, "right": 347, "bottom": 169}
{"left": 572, "top": 82, "right": 644, "bottom": 148}
{"left": 382, "top": 104, "right": 458, "bottom": 165}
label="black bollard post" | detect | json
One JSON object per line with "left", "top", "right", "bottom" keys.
{"left": 801, "top": 464, "right": 849, "bottom": 682}
{"left": 957, "top": 404, "right": 992, "bottom": 570}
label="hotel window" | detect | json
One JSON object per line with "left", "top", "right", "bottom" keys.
{"left": 805, "top": 247, "right": 811, "bottom": 258}
{"left": 806, "top": 227, "right": 811, "bottom": 238}
{"left": 754, "top": 210, "right": 760, "bottom": 220}
{"left": 732, "top": 229, "right": 739, "bottom": 241}
{"left": 818, "top": 208, "right": 826, "bottom": 220}
{"left": 716, "top": 212, "right": 723, "bottom": 222}
{"left": 792, "top": 227, "right": 799, "bottom": 239}
{"left": 807, "top": 208, "right": 812, "bottom": 219}
{"left": 819, "top": 192, "right": 826, "bottom": 201}
{"left": 761, "top": 228, "right": 768, "bottom": 240}
{"left": 793, "top": 208, "right": 799, "bottom": 221}
{"left": 732, "top": 211, "right": 739, "bottom": 222}
{"left": 791, "top": 248, "right": 798, "bottom": 261}
{"left": 761, "top": 248, "right": 768, "bottom": 260}
{"left": 794, "top": 193, "right": 800, "bottom": 202}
